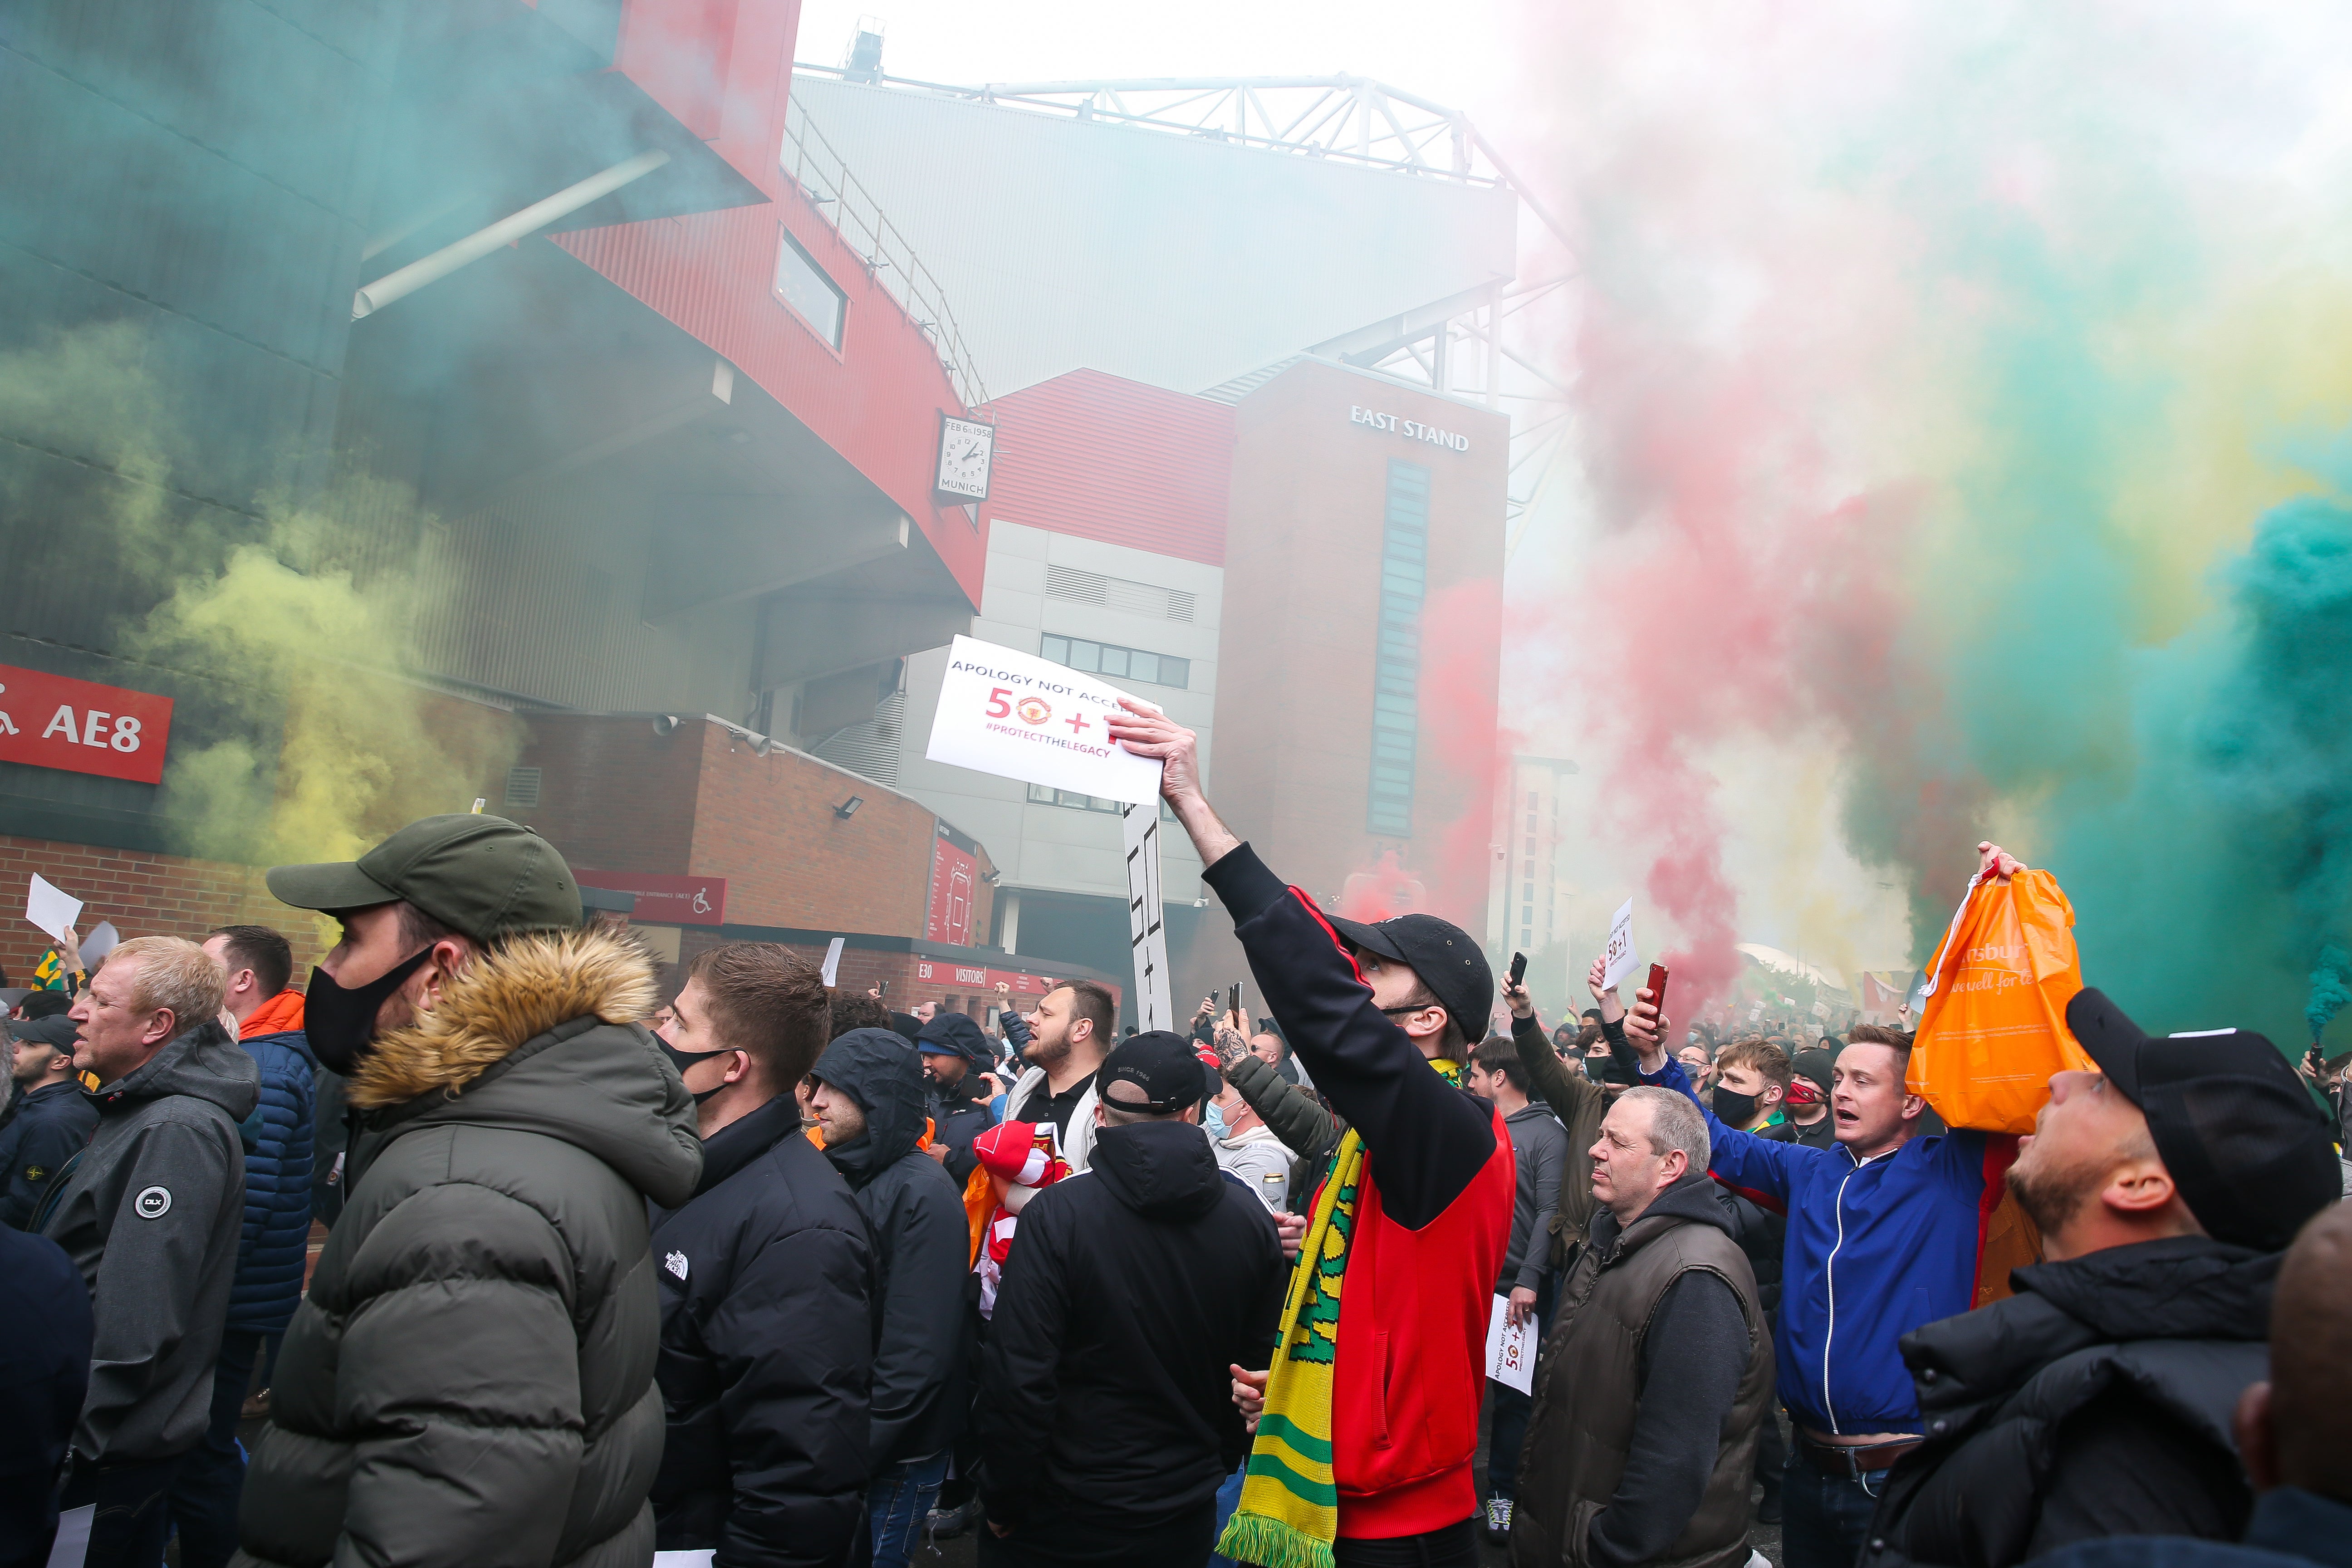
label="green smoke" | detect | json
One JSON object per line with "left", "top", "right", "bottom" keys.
{"left": 2042, "top": 489, "right": 2352, "bottom": 1042}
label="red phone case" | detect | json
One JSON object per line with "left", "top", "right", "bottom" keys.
{"left": 1646, "top": 962, "right": 1670, "bottom": 1013}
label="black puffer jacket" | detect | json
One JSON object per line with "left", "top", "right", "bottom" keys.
{"left": 977, "top": 1118, "right": 1285, "bottom": 1529}
{"left": 651, "top": 1093, "right": 876, "bottom": 1568}
{"left": 233, "top": 930, "right": 703, "bottom": 1568}
{"left": 1865, "top": 1236, "right": 2274, "bottom": 1568}
{"left": 812, "top": 1029, "right": 970, "bottom": 1470}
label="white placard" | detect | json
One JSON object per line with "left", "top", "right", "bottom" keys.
{"left": 652, "top": 1554, "right": 715, "bottom": 1568}
{"left": 1121, "top": 801, "right": 1174, "bottom": 1032}
{"left": 79, "top": 921, "right": 120, "bottom": 965}
{"left": 820, "top": 937, "right": 845, "bottom": 987}
{"left": 1485, "top": 1294, "right": 1535, "bottom": 1394}
{"left": 46, "top": 1504, "right": 93, "bottom": 1568}
{"left": 25, "top": 874, "right": 82, "bottom": 945}
{"left": 1601, "top": 898, "right": 1640, "bottom": 992}
{"left": 923, "top": 636, "right": 1164, "bottom": 805}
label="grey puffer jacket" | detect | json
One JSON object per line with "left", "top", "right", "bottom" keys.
{"left": 40, "top": 1019, "right": 258, "bottom": 1463}
{"left": 232, "top": 929, "right": 703, "bottom": 1568}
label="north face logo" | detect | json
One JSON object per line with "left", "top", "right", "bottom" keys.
{"left": 664, "top": 1250, "right": 688, "bottom": 1280}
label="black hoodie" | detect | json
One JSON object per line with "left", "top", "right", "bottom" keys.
{"left": 976, "top": 1117, "right": 1286, "bottom": 1531}
{"left": 1866, "top": 1235, "right": 2276, "bottom": 1567}
{"left": 810, "top": 1029, "right": 970, "bottom": 1469}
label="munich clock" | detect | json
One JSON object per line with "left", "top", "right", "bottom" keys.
{"left": 935, "top": 414, "right": 994, "bottom": 503}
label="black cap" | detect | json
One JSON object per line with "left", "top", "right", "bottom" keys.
{"left": 269, "top": 814, "right": 582, "bottom": 946}
{"left": 1100, "top": 1030, "right": 1205, "bottom": 1115}
{"left": 917, "top": 1011, "right": 994, "bottom": 1066}
{"left": 1790, "top": 1047, "right": 1835, "bottom": 1096}
{"left": 2063, "top": 987, "right": 2340, "bottom": 1252}
{"left": 7, "top": 1014, "right": 78, "bottom": 1056}
{"left": 1326, "top": 911, "right": 1494, "bottom": 1049}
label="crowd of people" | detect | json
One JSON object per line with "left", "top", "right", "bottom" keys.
{"left": 0, "top": 705, "right": 2346, "bottom": 1568}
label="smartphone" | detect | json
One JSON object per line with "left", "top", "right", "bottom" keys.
{"left": 877, "top": 979, "right": 890, "bottom": 997}
{"left": 1509, "top": 951, "right": 1528, "bottom": 988}
{"left": 1646, "top": 962, "right": 1670, "bottom": 1016}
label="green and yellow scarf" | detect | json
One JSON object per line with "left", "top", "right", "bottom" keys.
{"left": 1217, "top": 1058, "right": 1463, "bottom": 1568}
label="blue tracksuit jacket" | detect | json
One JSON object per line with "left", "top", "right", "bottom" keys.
{"left": 1649, "top": 1058, "right": 2013, "bottom": 1436}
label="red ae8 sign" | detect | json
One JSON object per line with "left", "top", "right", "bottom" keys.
{"left": 0, "top": 663, "right": 174, "bottom": 785}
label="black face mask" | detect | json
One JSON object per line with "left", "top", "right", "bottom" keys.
{"left": 657, "top": 1037, "right": 736, "bottom": 1104}
{"left": 1710, "top": 1085, "right": 1759, "bottom": 1126}
{"left": 304, "top": 949, "right": 433, "bottom": 1075}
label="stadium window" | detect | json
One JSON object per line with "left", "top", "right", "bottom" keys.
{"left": 1038, "top": 634, "right": 1189, "bottom": 689}
{"left": 773, "top": 227, "right": 846, "bottom": 347}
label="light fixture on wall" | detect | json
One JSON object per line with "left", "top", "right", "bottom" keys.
{"left": 981, "top": 869, "right": 1000, "bottom": 885}
{"left": 834, "top": 795, "right": 864, "bottom": 819}
{"left": 652, "top": 714, "right": 681, "bottom": 736}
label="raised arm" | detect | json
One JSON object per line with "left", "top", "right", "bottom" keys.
{"left": 1111, "top": 702, "right": 1494, "bottom": 1230}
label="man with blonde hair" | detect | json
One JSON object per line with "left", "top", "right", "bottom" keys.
{"left": 41, "top": 935, "right": 258, "bottom": 1568}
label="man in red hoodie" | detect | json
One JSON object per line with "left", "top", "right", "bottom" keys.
{"left": 1110, "top": 703, "right": 1513, "bottom": 1568}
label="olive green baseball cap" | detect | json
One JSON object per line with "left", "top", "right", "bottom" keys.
{"left": 267, "top": 814, "right": 582, "bottom": 944}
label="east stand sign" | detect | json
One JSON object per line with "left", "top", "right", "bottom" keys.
{"left": 925, "top": 635, "right": 1173, "bottom": 1029}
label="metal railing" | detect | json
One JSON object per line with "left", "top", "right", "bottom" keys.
{"left": 781, "top": 94, "right": 990, "bottom": 413}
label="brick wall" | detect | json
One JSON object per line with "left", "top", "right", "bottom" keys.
{"left": 0, "top": 836, "right": 333, "bottom": 987}
{"left": 519, "top": 713, "right": 994, "bottom": 941}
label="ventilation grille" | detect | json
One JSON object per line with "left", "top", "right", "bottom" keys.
{"left": 504, "top": 767, "right": 542, "bottom": 808}
{"left": 1046, "top": 565, "right": 1194, "bottom": 622}
{"left": 812, "top": 690, "right": 903, "bottom": 786}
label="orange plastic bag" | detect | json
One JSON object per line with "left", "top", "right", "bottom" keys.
{"left": 1909, "top": 868, "right": 2096, "bottom": 1134}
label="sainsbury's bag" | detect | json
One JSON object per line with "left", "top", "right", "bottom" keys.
{"left": 1910, "top": 867, "right": 2095, "bottom": 1134}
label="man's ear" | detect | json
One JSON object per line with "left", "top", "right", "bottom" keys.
{"left": 1900, "top": 1091, "right": 1929, "bottom": 1122}
{"left": 2101, "top": 1156, "right": 2181, "bottom": 1218}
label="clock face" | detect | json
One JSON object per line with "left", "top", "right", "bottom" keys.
{"left": 936, "top": 416, "right": 994, "bottom": 501}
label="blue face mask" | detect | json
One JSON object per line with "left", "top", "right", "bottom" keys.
{"left": 1205, "top": 1100, "right": 1229, "bottom": 1139}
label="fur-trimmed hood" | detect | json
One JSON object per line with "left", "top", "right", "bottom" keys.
{"left": 345, "top": 926, "right": 700, "bottom": 1209}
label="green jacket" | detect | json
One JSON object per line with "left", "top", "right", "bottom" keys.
{"left": 1222, "top": 1050, "right": 1342, "bottom": 1207}
{"left": 233, "top": 930, "right": 702, "bottom": 1568}
{"left": 1511, "top": 1013, "right": 1615, "bottom": 1264}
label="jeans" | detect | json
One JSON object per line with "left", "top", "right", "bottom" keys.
{"left": 1332, "top": 1518, "right": 1480, "bottom": 1568}
{"left": 1205, "top": 1466, "right": 1248, "bottom": 1568}
{"left": 1484, "top": 1272, "right": 1556, "bottom": 1502}
{"left": 166, "top": 1328, "right": 262, "bottom": 1568}
{"left": 59, "top": 1454, "right": 185, "bottom": 1568}
{"left": 869, "top": 1451, "right": 951, "bottom": 1568}
{"left": 1780, "top": 1445, "right": 1889, "bottom": 1568}
{"left": 978, "top": 1500, "right": 1215, "bottom": 1568}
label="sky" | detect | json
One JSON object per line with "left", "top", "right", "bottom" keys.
{"left": 789, "top": 0, "right": 1524, "bottom": 136}
{"left": 787, "top": 2, "right": 2352, "bottom": 1039}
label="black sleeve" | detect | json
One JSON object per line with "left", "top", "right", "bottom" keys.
{"left": 867, "top": 1172, "right": 973, "bottom": 1469}
{"left": 1204, "top": 844, "right": 1494, "bottom": 1230}
{"left": 1586, "top": 1271, "right": 1750, "bottom": 1568}
{"left": 1601, "top": 1014, "right": 1643, "bottom": 1083}
{"left": 975, "top": 1188, "right": 1074, "bottom": 1529}
{"left": 711, "top": 1227, "right": 875, "bottom": 1568}
{"left": 2024, "top": 1391, "right": 2251, "bottom": 1558}
{"left": 0, "top": 1111, "right": 84, "bottom": 1231}
{"left": 1225, "top": 1204, "right": 1292, "bottom": 1473}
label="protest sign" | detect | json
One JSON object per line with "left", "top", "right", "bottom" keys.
{"left": 820, "top": 937, "right": 845, "bottom": 987}
{"left": 1485, "top": 1295, "right": 1534, "bottom": 1394}
{"left": 924, "top": 636, "right": 1163, "bottom": 805}
{"left": 1122, "top": 801, "right": 1174, "bottom": 1031}
{"left": 1601, "top": 897, "right": 1641, "bottom": 991}
{"left": 25, "top": 874, "right": 81, "bottom": 945}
